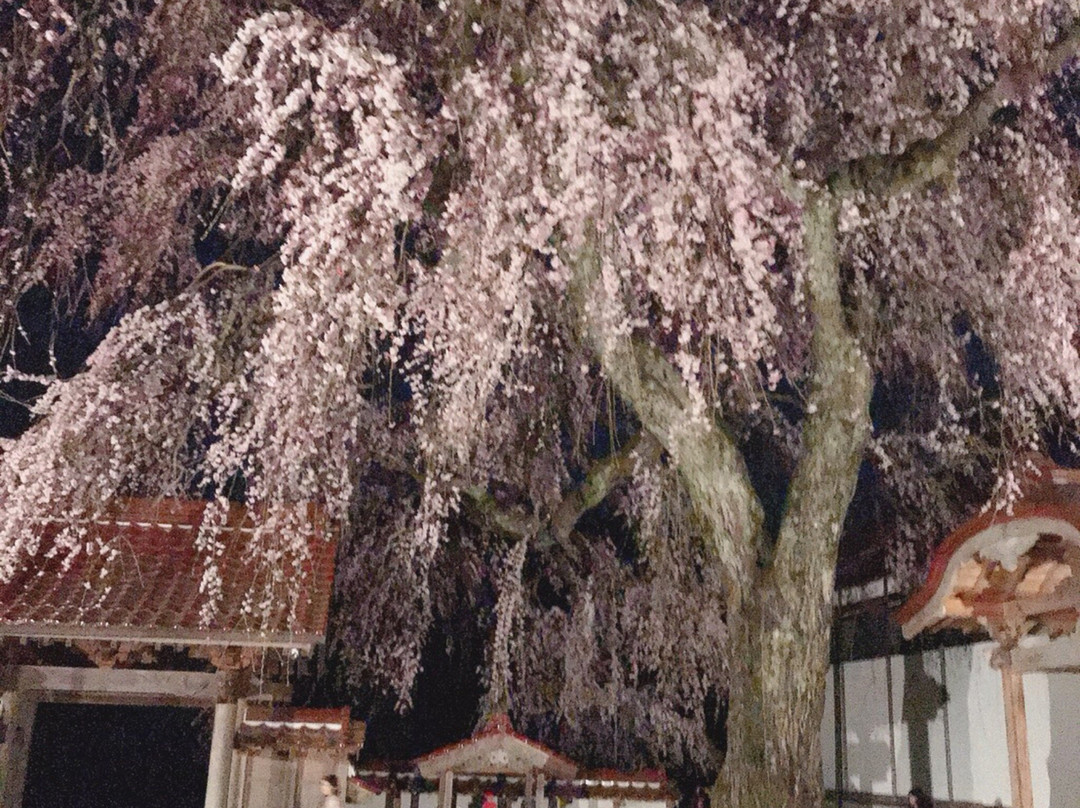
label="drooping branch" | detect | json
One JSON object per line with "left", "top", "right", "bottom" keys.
{"left": 829, "top": 21, "right": 1080, "bottom": 199}
{"left": 570, "top": 237, "right": 764, "bottom": 611}
{"left": 461, "top": 485, "right": 541, "bottom": 538}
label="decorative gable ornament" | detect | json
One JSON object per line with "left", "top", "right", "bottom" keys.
{"left": 415, "top": 714, "right": 578, "bottom": 780}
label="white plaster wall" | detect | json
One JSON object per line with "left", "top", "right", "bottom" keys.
{"left": 349, "top": 792, "right": 665, "bottom": 808}
{"left": 566, "top": 798, "right": 614, "bottom": 808}
{"left": 821, "top": 669, "right": 836, "bottom": 789}
{"left": 246, "top": 755, "right": 293, "bottom": 808}
{"left": 296, "top": 752, "right": 344, "bottom": 808}
{"left": 887, "top": 655, "right": 910, "bottom": 796}
{"left": 1042, "top": 672, "right": 1080, "bottom": 808}
{"left": 933, "top": 644, "right": 1010, "bottom": 805}
{"left": 842, "top": 657, "right": 895, "bottom": 795}
{"left": 564, "top": 799, "right": 666, "bottom": 808}
{"left": 822, "top": 641, "right": 1080, "bottom": 808}
{"left": 348, "top": 788, "right": 439, "bottom": 808}
{"left": 1024, "top": 670, "right": 1052, "bottom": 808}
{"left": 348, "top": 791, "right": 384, "bottom": 808}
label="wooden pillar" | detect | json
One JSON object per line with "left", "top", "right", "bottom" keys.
{"left": 227, "top": 753, "right": 249, "bottom": 808}
{"left": 336, "top": 758, "right": 351, "bottom": 805}
{"left": 293, "top": 754, "right": 306, "bottom": 808}
{"left": 1001, "top": 667, "right": 1034, "bottom": 808}
{"left": 534, "top": 773, "right": 547, "bottom": 808}
{"left": 524, "top": 771, "right": 536, "bottom": 808}
{"left": 240, "top": 751, "right": 254, "bottom": 808}
{"left": 205, "top": 701, "right": 239, "bottom": 808}
{"left": 833, "top": 660, "right": 846, "bottom": 807}
{"left": 227, "top": 699, "right": 248, "bottom": 808}
{"left": 0, "top": 690, "right": 37, "bottom": 808}
{"left": 438, "top": 771, "right": 455, "bottom": 808}
{"left": 387, "top": 776, "right": 403, "bottom": 808}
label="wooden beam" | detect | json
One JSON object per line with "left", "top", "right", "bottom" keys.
{"left": 1, "top": 665, "right": 228, "bottom": 704}
{"left": 205, "top": 701, "right": 239, "bottom": 808}
{"left": 1001, "top": 667, "right": 1034, "bottom": 808}
{"left": 0, "top": 623, "right": 321, "bottom": 651}
{"left": 438, "top": 771, "right": 454, "bottom": 808}
{"left": 1010, "top": 631, "right": 1080, "bottom": 672}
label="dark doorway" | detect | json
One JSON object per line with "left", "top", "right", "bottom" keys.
{"left": 23, "top": 703, "right": 210, "bottom": 808}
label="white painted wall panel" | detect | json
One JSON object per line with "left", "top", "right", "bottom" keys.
{"left": 246, "top": 755, "right": 291, "bottom": 808}
{"left": 888, "top": 655, "right": 910, "bottom": 797}
{"left": 1024, "top": 671, "right": 1052, "bottom": 808}
{"left": 824, "top": 641, "right": 1080, "bottom": 808}
{"left": 842, "top": 657, "right": 895, "bottom": 795}
{"left": 1044, "top": 672, "right": 1080, "bottom": 808}
{"left": 943, "top": 643, "right": 1010, "bottom": 806}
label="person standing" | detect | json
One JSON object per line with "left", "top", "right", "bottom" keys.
{"left": 908, "top": 787, "right": 934, "bottom": 808}
{"left": 321, "top": 775, "right": 344, "bottom": 808}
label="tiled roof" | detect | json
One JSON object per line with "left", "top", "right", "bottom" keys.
{"left": 415, "top": 714, "right": 578, "bottom": 779}
{"left": 0, "top": 498, "right": 337, "bottom": 650}
{"left": 235, "top": 706, "right": 363, "bottom": 752}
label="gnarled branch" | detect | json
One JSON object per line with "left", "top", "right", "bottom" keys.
{"left": 461, "top": 430, "right": 663, "bottom": 564}
{"left": 570, "top": 235, "right": 764, "bottom": 611}
{"left": 829, "top": 22, "right": 1080, "bottom": 199}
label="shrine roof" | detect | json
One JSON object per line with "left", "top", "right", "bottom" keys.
{"left": 0, "top": 498, "right": 337, "bottom": 651}
{"left": 415, "top": 714, "right": 578, "bottom": 779}
{"left": 896, "top": 460, "right": 1080, "bottom": 659}
{"left": 235, "top": 706, "right": 364, "bottom": 753}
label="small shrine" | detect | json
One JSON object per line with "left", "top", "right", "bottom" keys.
{"left": 417, "top": 713, "right": 577, "bottom": 808}
{"left": 234, "top": 706, "right": 364, "bottom": 807}
{"left": 896, "top": 459, "right": 1080, "bottom": 808}
{"left": 0, "top": 498, "right": 342, "bottom": 808}
{"left": 352, "top": 714, "right": 676, "bottom": 808}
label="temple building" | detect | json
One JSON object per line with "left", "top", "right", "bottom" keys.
{"left": 0, "top": 498, "right": 342, "bottom": 808}
{"left": 896, "top": 459, "right": 1080, "bottom": 808}
{"left": 823, "top": 458, "right": 1080, "bottom": 808}
{"left": 350, "top": 714, "right": 676, "bottom": 808}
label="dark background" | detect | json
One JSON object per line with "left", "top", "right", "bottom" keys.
{"left": 23, "top": 704, "right": 209, "bottom": 808}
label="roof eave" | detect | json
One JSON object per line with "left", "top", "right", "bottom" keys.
{"left": 0, "top": 622, "right": 324, "bottom": 652}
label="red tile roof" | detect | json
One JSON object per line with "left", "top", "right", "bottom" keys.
{"left": 415, "top": 713, "right": 578, "bottom": 779}
{"left": 0, "top": 498, "right": 337, "bottom": 650}
{"left": 236, "top": 706, "right": 364, "bottom": 752}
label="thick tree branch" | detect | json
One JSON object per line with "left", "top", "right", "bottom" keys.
{"left": 461, "top": 485, "right": 541, "bottom": 538}
{"left": 548, "top": 430, "right": 663, "bottom": 545}
{"left": 461, "top": 430, "right": 663, "bottom": 561}
{"left": 570, "top": 237, "right": 764, "bottom": 610}
{"left": 772, "top": 193, "right": 872, "bottom": 594}
{"left": 829, "top": 22, "right": 1080, "bottom": 198}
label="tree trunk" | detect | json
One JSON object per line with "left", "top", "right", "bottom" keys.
{"left": 713, "top": 571, "right": 836, "bottom": 808}
{"left": 713, "top": 193, "right": 872, "bottom": 808}
{"left": 575, "top": 196, "right": 869, "bottom": 808}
